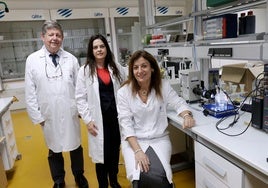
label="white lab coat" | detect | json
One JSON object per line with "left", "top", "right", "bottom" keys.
{"left": 117, "top": 79, "right": 189, "bottom": 183}
{"left": 25, "top": 46, "right": 81, "bottom": 152}
{"left": 75, "top": 63, "right": 127, "bottom": 163}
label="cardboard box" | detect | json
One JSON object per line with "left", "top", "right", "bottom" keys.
{"left": 221, "top": 63, "right": 263, "bottom": 93}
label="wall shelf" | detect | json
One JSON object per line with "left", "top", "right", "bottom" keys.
{"left": 144, "top": 45, "right": 193, "bottom": 58}
{"left": 143, "top": 0, "right": 267, "bottom": 62}
{"left": 145, "top": 0, "right": 266, "bottom": 29}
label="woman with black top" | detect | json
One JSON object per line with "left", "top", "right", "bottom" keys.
{"left": 75, "top": 34, "right": 127, "bottom": 188}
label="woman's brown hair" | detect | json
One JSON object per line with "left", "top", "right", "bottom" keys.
{"left": 84, "top": 34, "right": 123, "bottom": 83}
{"left": 123, "top": 50, "right": 162, "bottom": 99}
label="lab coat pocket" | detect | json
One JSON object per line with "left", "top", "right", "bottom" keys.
{"left": 39, "top": 102, "right": 51, "bottom": 120}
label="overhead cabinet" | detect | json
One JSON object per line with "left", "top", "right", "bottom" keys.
{"left": 109, "top": 7, "right": 140, "bottom": 66}
{"left": 110, "top": 6, "right": 185, "bottom": 66}
{"left": 144, "top": 0, "right": 267, "bottom": 61}
{"left": 0, "top": 10, "right": 50, "bottom": 80}
{"left": 0, "top": 8, "right": 111, "bottom": 110}
{"left": 0, "top": 8, "right": 110, "bottom": 81}
{"left": 45, "top": 8, "right": 110, "bottom": 66}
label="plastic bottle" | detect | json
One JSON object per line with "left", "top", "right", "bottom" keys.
{"left": 245, "top": 10, "right": 256, "bottom": 34}
{"left": 215, "top": 88, "right": 228, "bottom": 111}
{"left": 239, "top": 12, "right": 246, "bottom": 35}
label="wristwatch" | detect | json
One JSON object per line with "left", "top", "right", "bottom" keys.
{"left": 182, "top": 112, "right": 193, "bottom": 119}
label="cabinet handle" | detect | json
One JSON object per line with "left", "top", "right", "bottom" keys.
{"left": 203, "top": 157, "right": 226, "bottom": 178}
{"left": 203, "top": 179, "right": 216, "bottom": 188}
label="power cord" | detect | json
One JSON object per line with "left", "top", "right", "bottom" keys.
{"left": 215, "top": 86, "right": 257, "bottom": 136}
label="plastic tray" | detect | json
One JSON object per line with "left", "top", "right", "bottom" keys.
{"left": 203, "top": 103, "right": 238, "bottom": 118}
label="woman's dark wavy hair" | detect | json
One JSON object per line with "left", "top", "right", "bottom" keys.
{"left": 84, "top": 34, "right": 122, "bottom": 83}
{"left": 123, "top": 50, "right": 162, "bottom": 99}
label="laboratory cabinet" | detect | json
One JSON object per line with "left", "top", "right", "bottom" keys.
{"left": 0, "top": 10, "right": 49, "bottom": 110}
{"left": 0, "top": 21, "right": 44, "bottom": 79}
{"left": 50, "top": 8, "right": 110, "bottom": 66}
{"left": 0, "top": 97, "right": 19, "bottom": 171}
{"left": 0, "top": 154, "right": 7, "bottom": 188}
{"left": 0, "top": 8, "right": 110, "bottom": 80}
{"left": 0, "top": 10, "right": 50, "bottom": 80}
{"left": 143, "top": 0, "right": 267, "bottom": 60}
{"left": 109, "top": 7, "right": 140, "bottom": 66}
{"left": 110, "top": 6, "right": 185, "bottom": 66}
{"left": 145, "top": 0, "right": 268, "bottom": 187}
{"left": 194, "top": 141, "right": 243, "bottom": 188}
{"left": 0, "top": 8, "right": 110, "bottom": 110}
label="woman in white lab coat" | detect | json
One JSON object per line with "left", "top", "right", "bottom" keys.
{"left": 75, "top": 34, "right": 126, "bottom": 188}
{"left": 117, "top": 50, "right": 195, "bottom": 188}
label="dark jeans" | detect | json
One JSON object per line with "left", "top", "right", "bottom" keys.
{"left": 48, "top": 145, "right": 84, "bottom": 183}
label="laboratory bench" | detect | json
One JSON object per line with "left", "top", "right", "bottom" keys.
{"left": 0, "top": 97, "right": 20, "bottom": 173}
{"left": 168, "top": 103, "right": 268, "bottom": 188}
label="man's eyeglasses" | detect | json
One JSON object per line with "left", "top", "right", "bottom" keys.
{"left": 45, "top": 62, "right": 63, "bottom": 79}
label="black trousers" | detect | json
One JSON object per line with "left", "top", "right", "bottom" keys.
{"left": 132, "top": 146, "right": 173, "bottom": 188}
{"left": 96, "top": 107, "right": 121, "bottom": 188}
{"left": 48, "top": 145, "right": 84, "bottom": 183}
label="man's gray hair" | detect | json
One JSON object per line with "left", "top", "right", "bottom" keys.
{"left": 41, "top": 20, "right": 63, "bottom": 36}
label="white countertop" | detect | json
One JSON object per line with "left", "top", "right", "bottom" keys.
{"left": 167, "top": 103, "right": 268, "bottom": 183}
{"left": 0, "top": 97, "right": 14, "bottom": 115}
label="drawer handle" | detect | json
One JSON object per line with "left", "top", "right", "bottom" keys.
{"left": 203, "top": 157, "right": 226, "bottom": 178}
{"left": 203, "top": 179, "right": 216, "bottom": 188}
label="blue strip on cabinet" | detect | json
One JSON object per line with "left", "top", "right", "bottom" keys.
{"left": 116, "top": 7, "right": 129, "bottom": 16}
{"left": 0, "top": 10, "right": 5, "bottom": 19}
{"left": 157, "top": 7, "right": 168, "bottom": 14}
{"left": 57, "top": 9, "right": 72, "bottom": 18}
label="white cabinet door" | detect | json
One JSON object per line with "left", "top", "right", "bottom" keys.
{"left": 0, "top": 110, "right": 19, "bottom": 170}
{"left": 195, "top": 141, "right": 243, "bottom": 188}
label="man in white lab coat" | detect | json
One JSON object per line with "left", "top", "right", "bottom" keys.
{"left": 25, "top": 20, "right": 88, "bottom": 188}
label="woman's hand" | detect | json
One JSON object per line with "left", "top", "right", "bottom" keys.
{"left": 182, "top": 115, "right": 195, "bottom": 129}
{"left": 180, "top": 111, "right": 195, "bottom": 129}
{"left": 87, "top": 121, "right": 98, "bottom": 136}
{"left": 135, "top": 149, "right": 150, "bottom": 173}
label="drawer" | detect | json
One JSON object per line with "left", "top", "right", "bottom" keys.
{"left": 1, "top": 111, "right": 14, "bottom": 134}
{"left": 195, "top": 141, "right": 243, "bottom": 188}
{"left": 5, "top": 129, "right": 15, "bottom": 141}
{"left": 2, "top": 110, "right": 12, "bottom": 127}
{"left": 196, "top": 162, "right": 228, "bottom": 188}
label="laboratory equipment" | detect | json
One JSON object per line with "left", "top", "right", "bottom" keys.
{"left": 179, "top": 69, "right": 201, "bottom": 103}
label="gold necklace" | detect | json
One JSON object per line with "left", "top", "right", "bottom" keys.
{"left": 140, "top": 89, "right": 148, "bottom": 96}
